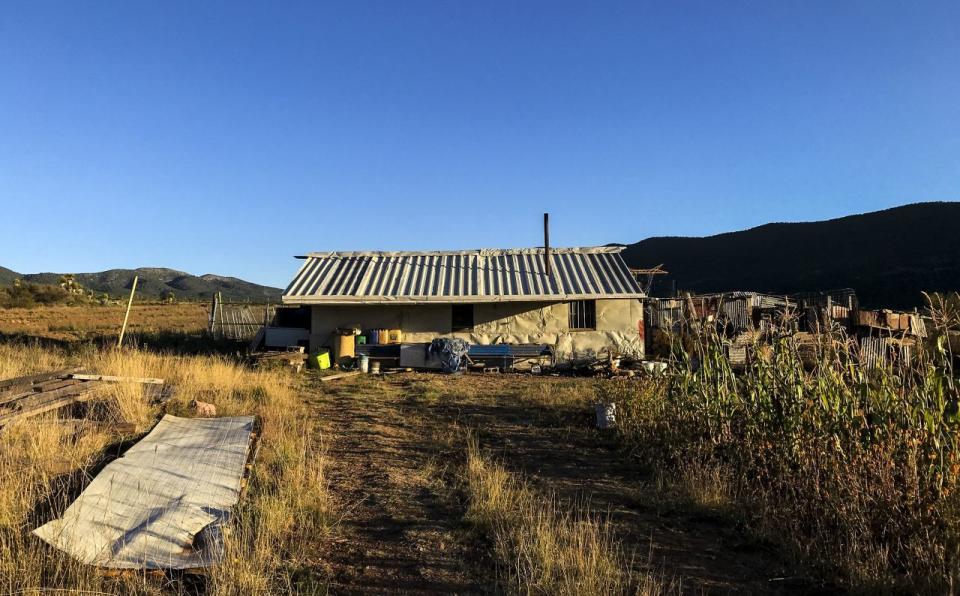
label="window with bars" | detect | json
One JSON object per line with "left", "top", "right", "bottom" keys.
{"left": 451, "top": 304, "right": 474, "bottom": 332}
{"left": 568, "top": 300, "right": 596, "bottom": 330}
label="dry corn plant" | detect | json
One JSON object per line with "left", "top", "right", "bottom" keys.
{"left": 0, "top": 343, "right": 331, "bottom": 595}
{"left": 610, "top": 294, "right": 960, "bottom": 593}
{"left": 463, "top": 436, "right": 660, "bottom": 596}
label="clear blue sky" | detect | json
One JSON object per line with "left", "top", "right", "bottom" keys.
{"left": 1, "top": 1, "right": 958, "bottom": 287}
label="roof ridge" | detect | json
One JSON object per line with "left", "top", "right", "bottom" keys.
{"left": 295, "top": 246, "right": 624, "bottom": 259}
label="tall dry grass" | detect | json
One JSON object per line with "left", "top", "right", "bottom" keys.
{"left": 463, "top": 437, "right": 659, "bottom": 595}
{"left": 611, "top": 297, "right": 960, "bottom": 592}
{"left": 0, "top": 343, "right": 330, "bottom": 594}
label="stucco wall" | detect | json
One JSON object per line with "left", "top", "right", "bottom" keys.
{"left": 309, "top": 299, "right": 644, "bottom": 359}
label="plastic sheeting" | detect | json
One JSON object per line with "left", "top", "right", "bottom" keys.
{"left": 34, "top": 414, "right": 256, "bottom": 570}
{"left": 428, "top": 337, "right": 470, "bottom": 372}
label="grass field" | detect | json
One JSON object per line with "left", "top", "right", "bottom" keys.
{"left": 0, "top": 302, "right": 957, "bottom": 594}
{"left": 0, "top": 302, "right": 209, "bottom": 341}
{"left": 0, "top": 343, "right": 791, "bottom": 594}
{"left": 0, "top": 343, "right": 329, "bottom": 595}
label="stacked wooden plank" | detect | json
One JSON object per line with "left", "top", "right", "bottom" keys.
{"left": 0, "top": 369, "right": 102, "bottom": 428}
{"left": 0, "top": 370, "right": 168, "bottom": 428}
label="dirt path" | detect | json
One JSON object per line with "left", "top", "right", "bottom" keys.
{"left": 430, "top": 394, "right": 824, "bottom": 594}
{"left": 306, "top": 376, "right": 494, "bottom": 595}
{"left": 306, "top": 373, "right": 832, "bottom": 595}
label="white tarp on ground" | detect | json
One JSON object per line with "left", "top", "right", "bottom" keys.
{"left": 34, "top": 414, "right": 255, "bottom": 569}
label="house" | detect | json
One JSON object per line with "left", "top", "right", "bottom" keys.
{"left": 280, "top": 246, "right": 646, "bottom": 363}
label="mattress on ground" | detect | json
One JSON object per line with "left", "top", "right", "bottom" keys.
{"left": 34, "top": 414, "right": 255, "bottom": 569}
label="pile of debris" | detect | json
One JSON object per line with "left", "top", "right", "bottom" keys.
{"left": 251, "top": 346, "right": 307, "bottom": 373}
{"left": 646, "top": 289, "right": 934, "bottom": 370}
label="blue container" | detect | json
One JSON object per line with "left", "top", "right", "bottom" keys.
{"left": 369, "top": 329, "right": 380, "bottom": 345}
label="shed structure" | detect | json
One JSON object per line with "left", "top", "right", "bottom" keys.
{"left": 281, "top": 246, "right": 646, "bottom": 360}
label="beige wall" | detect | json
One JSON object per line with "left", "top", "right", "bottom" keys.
{"left": 309, "top": 299, "right": 644, "bottom": 359}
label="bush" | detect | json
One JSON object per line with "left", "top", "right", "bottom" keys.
{"left": 0, "top": 282, "right": 84, "bottom": 308}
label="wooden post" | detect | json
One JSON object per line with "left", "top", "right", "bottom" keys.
{"left": 543, "top": 213, "right": 551, "bottom": 277}
{"left": 209, "top": 293, "right": 218, "bottom": 333}
{"left": 217, "top": 292, "right": 224, "bottom": 338}
{"left": 824, "top": 294, "right": 832, "bottom": 331}
{"left": 117, "top": 275, "right": 138, "bottom": 349}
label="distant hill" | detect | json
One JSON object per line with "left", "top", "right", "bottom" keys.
{"left": 621, "top": 202, "right": 960, "bottom": 309}
{"left": 0, "top": 267, "right": 19, "bottom": 287}
{"left": 0, "top": 267, "right": 281, "bottom": 302}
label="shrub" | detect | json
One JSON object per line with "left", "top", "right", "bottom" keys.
{"left": 0, "top": 281, "right": 77, "bottom": 308}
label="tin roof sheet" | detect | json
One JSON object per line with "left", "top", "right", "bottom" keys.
{"left": 282, "top": 246, "right": 645, "bottom": 304}
{"left": 34, "top": 415, "right": 256, "bottom": 569}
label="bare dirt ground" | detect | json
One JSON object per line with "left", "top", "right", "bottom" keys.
{"left": 304, "top": 372, "right": 831, "bottom": 595}
{"left": 304, "top": 374, "right": 495, "bottom": 594}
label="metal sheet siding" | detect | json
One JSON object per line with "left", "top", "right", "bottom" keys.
{"left": 282, "top": 247, "right": 644, "bottom": 303}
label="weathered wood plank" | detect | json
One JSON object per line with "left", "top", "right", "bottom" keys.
{"left": 319, "top": 371, "right": 362, "bottom": 383}
{"left": 69, "top": 374, "right": 164, "bottom": 385}
{"left": 0, "top": 380, "right": 85, "bottom": 407}
{"left": 33, "top": 379, "right": 79, "bottom": 393}
{"left": 0, "top": 367, "right": 83, "bottom": 392}
{"left": 0, "top": 384, "right": 103, "bottom": 427}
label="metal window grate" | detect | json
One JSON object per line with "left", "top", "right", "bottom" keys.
{"left": 568, "top": 300, "right": 596, "bottom": 330}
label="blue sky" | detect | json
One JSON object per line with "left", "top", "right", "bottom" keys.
{"left": 1, "top": 2, "right": 958, "bottom": 287}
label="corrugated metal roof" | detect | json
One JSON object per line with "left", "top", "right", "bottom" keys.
{"left": 282, "top": 246, "right": 645, "bottom": 304}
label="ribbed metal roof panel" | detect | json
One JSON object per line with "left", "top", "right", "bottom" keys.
{"left": 282, "top": 247, "right": 644, "bottom": 303}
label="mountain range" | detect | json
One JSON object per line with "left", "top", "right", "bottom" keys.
{"left": 620, "top": 202, "right": 960, "bottom": 309}
{"left": 0, "top": 266, "right": 282, "bottom": 302}
{"left": 4, "top": 202, "right": 956, "bottom": 308}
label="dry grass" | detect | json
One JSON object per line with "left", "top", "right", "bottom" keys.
{"left": 0, "top": 302, "right": 208, "bottom": 341}
{"left": 0, "top": 343, "right": 330, "bottom": 594}
{"left": 656, "top": 458, "right": 735, "bottom": 515}
{"left": 515, "top": 378, "right": 598, "bottom": 408}
{"left": 463, "top": 437, "right": 659, "bottom": 595}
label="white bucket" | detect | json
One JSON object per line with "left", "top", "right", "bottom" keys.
{"left": 641, "top": 361, "right": 668, "bottom": 376}
{"left": 359, "top": 353, "right": 370, "bottom": 373}
{"left": 595, "top": 402, "right": 616, "bottom": 429}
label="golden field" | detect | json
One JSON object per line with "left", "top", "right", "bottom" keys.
{"left": 0, "top": 343, "right": 330, "bottom": 594}
{"left": 1, "top": 297, "right": 958, "bottom": 594}
{"left": 0, "top": 302, "right": 209, "bottom": 341}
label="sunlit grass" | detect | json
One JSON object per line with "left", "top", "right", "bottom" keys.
{"left": 0, "top": 344, "right": 330, "bottom": 594}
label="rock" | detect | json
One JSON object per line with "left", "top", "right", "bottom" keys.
{"left": 189, "top": 399, "right": 217, "bottom": 417}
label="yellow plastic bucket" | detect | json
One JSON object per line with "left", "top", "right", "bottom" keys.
{"left": 309, "top": 350, "right": 331, "bottom": 370}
